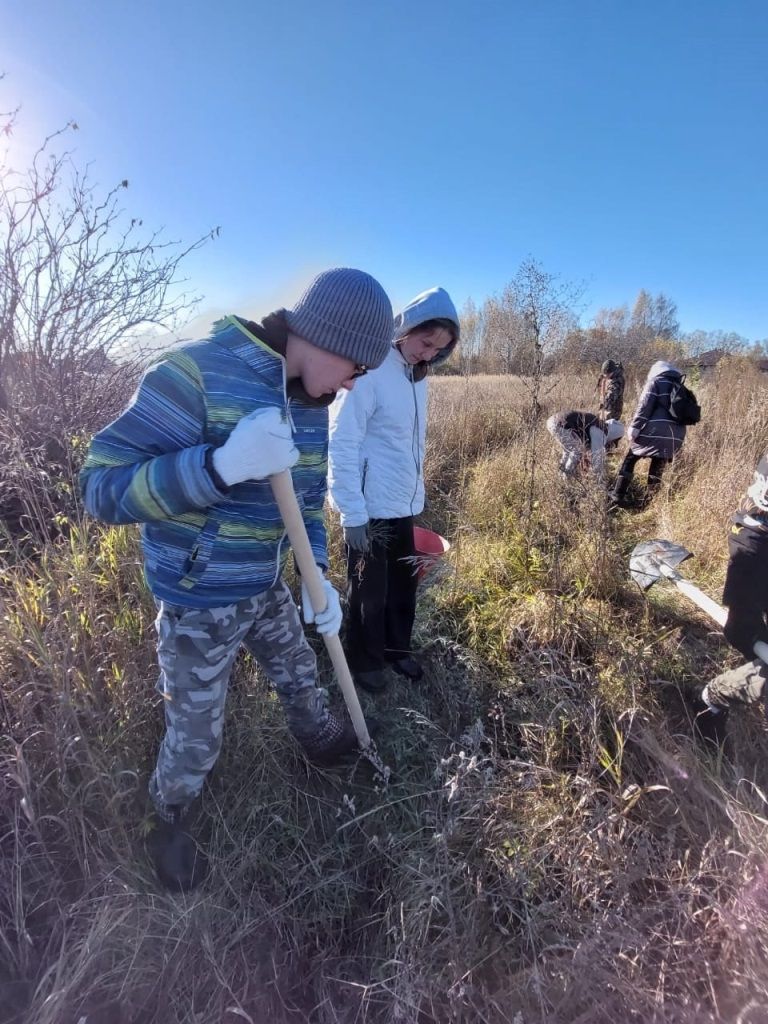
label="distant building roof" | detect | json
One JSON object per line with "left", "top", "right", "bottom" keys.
{"left": 688, "top": 349, "right": 725, "bottom": 368}
{"left": 683, "top": 349, "right": 768, "bottom": 372}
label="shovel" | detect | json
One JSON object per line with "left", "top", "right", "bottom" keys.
{"left": 629, "top": 538, "right": 768, "bottom": 664}
{"left": 270, "top": 469, "right": 371, "bottom": 749}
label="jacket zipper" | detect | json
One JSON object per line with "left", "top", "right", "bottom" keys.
{"left": 409, "top": 365, "right": 421, "bottom": 516}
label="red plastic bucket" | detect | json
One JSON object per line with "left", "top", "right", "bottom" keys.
{"left": 412, "top": 527, "right": 451, "bottom": 580}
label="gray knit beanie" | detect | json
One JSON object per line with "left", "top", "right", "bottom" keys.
{"left": 285, "top": 268, "right": 394, "bottom": 369}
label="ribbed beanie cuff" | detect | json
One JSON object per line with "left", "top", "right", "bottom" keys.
{"left": 285, "top": 268, "right": 394, "bottom": 369}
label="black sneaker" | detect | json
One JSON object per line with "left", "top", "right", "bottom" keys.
{"left": 389, "top": 656, "right": 424, "bottom": 682}
{"left": 147, "top": 801, "right": 208, "bottom": 893}
{"left": 301, "top": 711, "right": 379, "bottom": 766}
{"left": 354, "top": 668, "right": 389, "bottom": 693}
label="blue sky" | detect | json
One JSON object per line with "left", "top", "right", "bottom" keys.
{"left": 4, "top": 0, "right": 768, "bottom": 339}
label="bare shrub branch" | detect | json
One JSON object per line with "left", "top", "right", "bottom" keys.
{"left": 0, "top": 108, "right": 217, "bottom": 534}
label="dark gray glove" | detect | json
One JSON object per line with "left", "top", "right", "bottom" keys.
{"left": 344, "top": 524, "right": 370, "bottom": 553}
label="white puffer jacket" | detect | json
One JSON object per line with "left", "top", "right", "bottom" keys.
{"left": 328, "top": 346, "right": 426, "bottom": 524}
{"left": 328, "top": 286, "right": 459, "bottom": 525}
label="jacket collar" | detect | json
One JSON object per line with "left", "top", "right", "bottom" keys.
{"left": 390, "top": 341, "right": 419, "bottom": 382}
{"left": 210, "top": 315, "right": 284, "bottom": 387}
{"left": 391, "top": 343, "right": 408, "bottom": 366}
{"left": 212, "top": 312, "right": 335, "bottom": 408}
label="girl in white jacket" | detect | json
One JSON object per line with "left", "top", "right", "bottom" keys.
{"left": 328, "top": 287, "right": 459, "bottom": 692}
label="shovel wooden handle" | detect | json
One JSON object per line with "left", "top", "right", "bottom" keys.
{"left": 664, "top": 571, "right": 728, "bottom": 628}
{"left": 269, "top": 469, "right": 371, "bottom": 748}
{"left": 665, "top": 568, "right": 768, "bottom": 666}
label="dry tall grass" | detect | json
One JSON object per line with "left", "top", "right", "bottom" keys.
{"left": 2, "top": 361, "right": 768, "bottom": 1023}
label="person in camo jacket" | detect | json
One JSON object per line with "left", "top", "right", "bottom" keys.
{"left": 597, "top": 358, "right": 625, "bottom": 452}
{"left": 80, "top": 268, "right": 394, "bottom": 892}
{"left": 698, "top": 452, "right": 768, "bottom": 732}
{"left": 597, "top": 359, "right": 625, "bottom": 421}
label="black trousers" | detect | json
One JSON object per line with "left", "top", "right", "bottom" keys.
{"left": 722, "top": 521, "right": 768, "bottom": 660}
{"left": 345, "top": 515, "right": 418, "bottom": 673}
{"left": 615, "top": 451, "right": 670, "bottom": 495}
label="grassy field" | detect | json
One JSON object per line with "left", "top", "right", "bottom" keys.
{"left": 2, "top": 362, "right": 768, "bottom": 1023}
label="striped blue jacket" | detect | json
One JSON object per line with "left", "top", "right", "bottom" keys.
{"left": 80, "top": 316, "right": 329, "bottom": 608}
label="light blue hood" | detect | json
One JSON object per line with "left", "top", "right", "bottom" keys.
{"left": 394, "top": 286, "right": 459, "bottom": 337}
{"left": 393, "top": 286, "right": 460, "bottom": 369}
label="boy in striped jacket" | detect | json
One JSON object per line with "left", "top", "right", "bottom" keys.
{"left": 81, "top": 268, "right": 393, "bottom": 891}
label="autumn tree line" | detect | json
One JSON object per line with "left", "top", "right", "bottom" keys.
{"left": 448, "top": 259, "right": 768, "bottom": 377}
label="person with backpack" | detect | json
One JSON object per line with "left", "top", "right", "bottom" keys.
{"left": 610, "top": 360, "right": 699, "bottom": 508}
{"left": 547, "top": 410, "right": 625, "bottom": 480}
{"left": 697, "top": 452, "right": 768, "bottom": 733}
{"left": 328, "top": 287, "right": 459, "bottom": 693}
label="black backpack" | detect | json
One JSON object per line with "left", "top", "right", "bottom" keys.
{"left": 667, "top": 375, "right": 701, "bottom": 426}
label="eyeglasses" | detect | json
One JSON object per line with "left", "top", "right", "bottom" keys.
{"left": 350, "top": 364, "right": 369, "bottom": 379}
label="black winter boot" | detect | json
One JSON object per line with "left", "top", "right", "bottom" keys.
{"left": 609, "top": 473, "right": 633, "bottom": 509}
{"left": 147, "top": 801, "right": 208, "bottom": 893}
{"left": 300, "top": 711, "right": 379, "bottom": 766}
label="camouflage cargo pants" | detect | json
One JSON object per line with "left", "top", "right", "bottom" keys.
{"left": 706, "top": 659, "right": 768, "bottom": 711}
{"left": 148, "top": 580, "right": 328, "bottom": 812}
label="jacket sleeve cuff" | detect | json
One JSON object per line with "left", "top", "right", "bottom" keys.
{"left": 204, "top": 446, "right": 231, "bottom": 493}
{"left": 179, "top": 445, "right": 230, "bottom": 507}
{"left": 305, "top": 526, "right": 329, "bottom": 571}
{"left": 338, "top": 512, "right": 369, "bottom": 528}
{"left": 310, "top": 543, "right": 329, "bottom": 571}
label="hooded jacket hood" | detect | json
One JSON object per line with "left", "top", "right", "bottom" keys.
{"left": 647, "top": 359, "right": 681, "bottom": 381}
{"left": 393, "top": 287, "right": 460, "bottom": 379}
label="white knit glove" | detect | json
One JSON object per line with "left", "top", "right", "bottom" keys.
{"left": 212, "top": 407, "right": 299, "bottom": 486}
{"left": 301, "top": 574, "right": 343, "bottom": 636}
